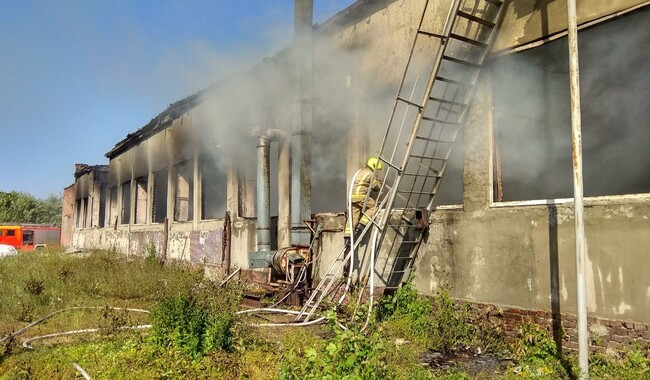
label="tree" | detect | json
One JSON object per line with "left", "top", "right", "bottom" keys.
{"left": 0, "top": 191, "right": 62, "bottom": 227}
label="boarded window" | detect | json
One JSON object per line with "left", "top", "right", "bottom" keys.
{"left": 106, "top": 186, "right": 118, "bottom": 227}
{"left": 174, "top": 161, "right": 193, "bottom": 222}
{"left": 134, "top": 177, "right": 148, "bottom": 224}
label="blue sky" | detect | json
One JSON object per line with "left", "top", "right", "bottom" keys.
{"left": 0, "top": 0, "right": 355, "bottom": 199}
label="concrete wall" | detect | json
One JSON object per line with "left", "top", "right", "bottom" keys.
{"left": 408, "top": 75, "right": 650, "bottom": 324}
{"left": 67, "top": 0, "right": 650, "bottom": 327}
{"left": 61, "top": 185, "right": 75, "bottom": 248}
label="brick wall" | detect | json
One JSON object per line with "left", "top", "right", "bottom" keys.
{"left": 465, "top": 300, "right": 650, "bottom": 353}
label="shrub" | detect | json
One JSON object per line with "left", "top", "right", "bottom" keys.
{"left": 149, "top": 283, "right": 240, "bottom": 357}
{"left": 279, "top": 323, "right": 390, "bottom": 380}
{"left": 377, "top": 282, "right": 474, "bottom": 353}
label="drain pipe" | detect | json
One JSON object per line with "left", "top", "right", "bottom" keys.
{"left": 291, "top": 0, "right": 313, "bottom": 246}
{"left": 566, "top": 0, "right": 589, "bottom": 377}
{"left": 257, "top": 135, "right": 272, "bottom": 251}
{"left": 256, "top": 129, "right": 288, "bottom": 252}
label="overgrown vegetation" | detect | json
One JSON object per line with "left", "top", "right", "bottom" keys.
{"left": 0, "top": 251, "right": 648, "bottom": 379}
{"left": 149, "top": 283, "right": 241, "bottom": 356}
{"left": 0, "top": 191, "right": 62, "bottom": 226}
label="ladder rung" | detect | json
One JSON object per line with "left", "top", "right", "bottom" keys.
{"left": 457, "top": 11, "right": 496, "bottom": 27}
{"left": 400, "top": 171, "right": 442, "bottom": 179}
{"left": 377, "top": 155, "right": 403, "bottom": 173}
{"left": 421, "top": 116, "right": 460, "bottom": 125}
{"left": 396, "top": 96, "right": 423, "bottom": 110}
{"left": 394, "top": 255, "right": 417, "bottom": 260}
{"left": 397, "top": 190, "right": 435, "bottom": 195}
{"left": 449, "top": 33, "right": 488, "bottom": 47}
{"left": 483, "top": 0, "right": 504, "bottom": 6}
{"left": 436, "top": 76, "right": 470, "bottom": 88}
{"left": 417, "top": 30, "right": 447, "bottom": 40}
{"left": 429, "top": 97, "right": 467, "bottom": 107}
{"left": 415, "top": 134, "right": 455, "bottom": 144}
{"left": 408, "top": 154, "right": 443, "bottom": 160}
{"left": 442, "top": 55, "right": 481, "bottom": 68}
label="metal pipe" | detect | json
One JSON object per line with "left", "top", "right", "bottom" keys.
{"left": 566, "top": 0, "right": 589, "bottom": 377}
{"left": 222, "top": 211, "right": 231, "bottom": 274}
{"left": 291, "top": 0, "right": 313, "bottom": 246}
{"left": 278, "top": 137, "right": 292, "bottom": 248}
{"left": 255, "top": 129, "right": 288, "bottom": 252}
{"left": 256, "top": 136, "right": 272, "bottom": 251}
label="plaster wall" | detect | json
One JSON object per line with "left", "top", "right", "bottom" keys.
{"left": 61, "top": 185, "right": 75, "bottom": 248}
{"left": 71, "top": 218, "right": 257, "bottom": 270}
{"left": 407, "top": 74, "right": 650, "bottom": 324}
{"left": 494, "top": 0, "right": 647, "bottom": 51}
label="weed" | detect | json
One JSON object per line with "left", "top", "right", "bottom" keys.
{"left": 145, "top": 240, "right": 157, "bottom": 261}
{"left": 279, "top": 320, "right": 390, "bottom": 379}
{"left": 98, "top": 306, "right": 129, "bottom": 335}
{"left": 24, "top": 278, "right": 45, "bottom": 296}
{"left": 505, "top": 322, "right": 575, "bottom": 378}
{"left": 378, "top": 281, "right": 475, "bottom": 353}
{"left": 149, "top": 283, "right": 241, "bottom": 357}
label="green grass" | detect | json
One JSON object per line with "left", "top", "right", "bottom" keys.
{"left": 0, "top": 252, "right": 648, "bottom": 379}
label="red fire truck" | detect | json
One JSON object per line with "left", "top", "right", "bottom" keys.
{"left": 0, "top": 224, "right": 61, "bottom": 251}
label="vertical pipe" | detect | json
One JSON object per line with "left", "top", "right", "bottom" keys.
{"left": 566, "top": 0, "right": 589, "bottom": 378}
{"left": 257, "top": 136, "right": 272, "bottom": 251}
{"left": 278, "top": 137, "right": 292, "bottom": 248}
{"left": 223, "top": 211, "right": 231, "bottom": 274}
{"left": 291, "top": 0, "right": 313, "bottom": 246}
{"left": 193, "top": 152, "right": 200, "bottom": 229}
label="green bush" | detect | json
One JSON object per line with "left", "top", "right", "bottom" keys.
{"left": 377, "top": 282, "right": 474, "bottom": 353}
{"left": 149, "top": 283, "right": 240, "bottom": 357}
{"left": 279, "top": 324, "right": 390, "bottom": 380}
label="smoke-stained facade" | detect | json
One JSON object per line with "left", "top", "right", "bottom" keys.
{"left": 64, "top": 0, "right": 650, "bottom": 337}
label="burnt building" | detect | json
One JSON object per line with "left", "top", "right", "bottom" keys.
{"left": 63, "top": 0, "right": 650, "bottom": 350}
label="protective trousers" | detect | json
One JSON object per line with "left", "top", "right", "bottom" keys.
{"left": 344, "top": 198, "right": 376, "bottom": 238}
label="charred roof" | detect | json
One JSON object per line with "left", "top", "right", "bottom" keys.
{"left": 74, "top": 164, "right": 109, "bottom": 179}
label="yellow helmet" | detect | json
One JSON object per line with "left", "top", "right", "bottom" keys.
{"left": 366, "top": 157, "right": 383, "bottom": 170}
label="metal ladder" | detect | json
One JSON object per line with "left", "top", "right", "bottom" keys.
{"left": 369, "top": 0, "right": 507, "bottom": 290}
{"left": 296, "top": 0, "right": 507, "bottom": 321}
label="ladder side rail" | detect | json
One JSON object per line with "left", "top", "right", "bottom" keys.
{"left": 296, "top": 245, "right": 350, "bottom": 320}
{"left": 425, "top": 0, "right": 509, "bottom": 210}
{"left": 372, "top": 0, "right": 464, "bottom": 253}
{"left": 374, "top": 0, "right": 433, "bottom": 172}
{"left": 410, "top": 83, "right": 463, "bottom": 207}
{"left": 372, "top": 0, "right": 464, "bottom": 211}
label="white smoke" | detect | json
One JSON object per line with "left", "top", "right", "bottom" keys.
{"left": 491, "top": 7, "right": 650, "bottom": 201}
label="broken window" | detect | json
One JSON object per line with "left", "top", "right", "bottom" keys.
{"left": 174, "top": 161, "right": 193, "bottom": 222}
{"left": 134, "top": 176, "right": 148, "bottom": 224}
{"left": 83, "top": 197, "right": 90, "bottom": 228}
{"left": 201, "top": 155, "right": 227, "bottom": 220}
{"left": 98, "top": 185, "right": 106, "bottom": 228}
{"left": 152, "top": 168, "right": 168, "bottom": 223}
{"left": 121, "top": 181, "right": 131, "bottom": 225}
{"left": 75, "top": 199, "right": 83, "bottom": 227}
{"left": 491, "top": 8, "right": 650, "bottom": 201}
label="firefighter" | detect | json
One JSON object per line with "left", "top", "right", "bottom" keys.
{"left": 344, "top": 157, "right": 383, "bottom": 245}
